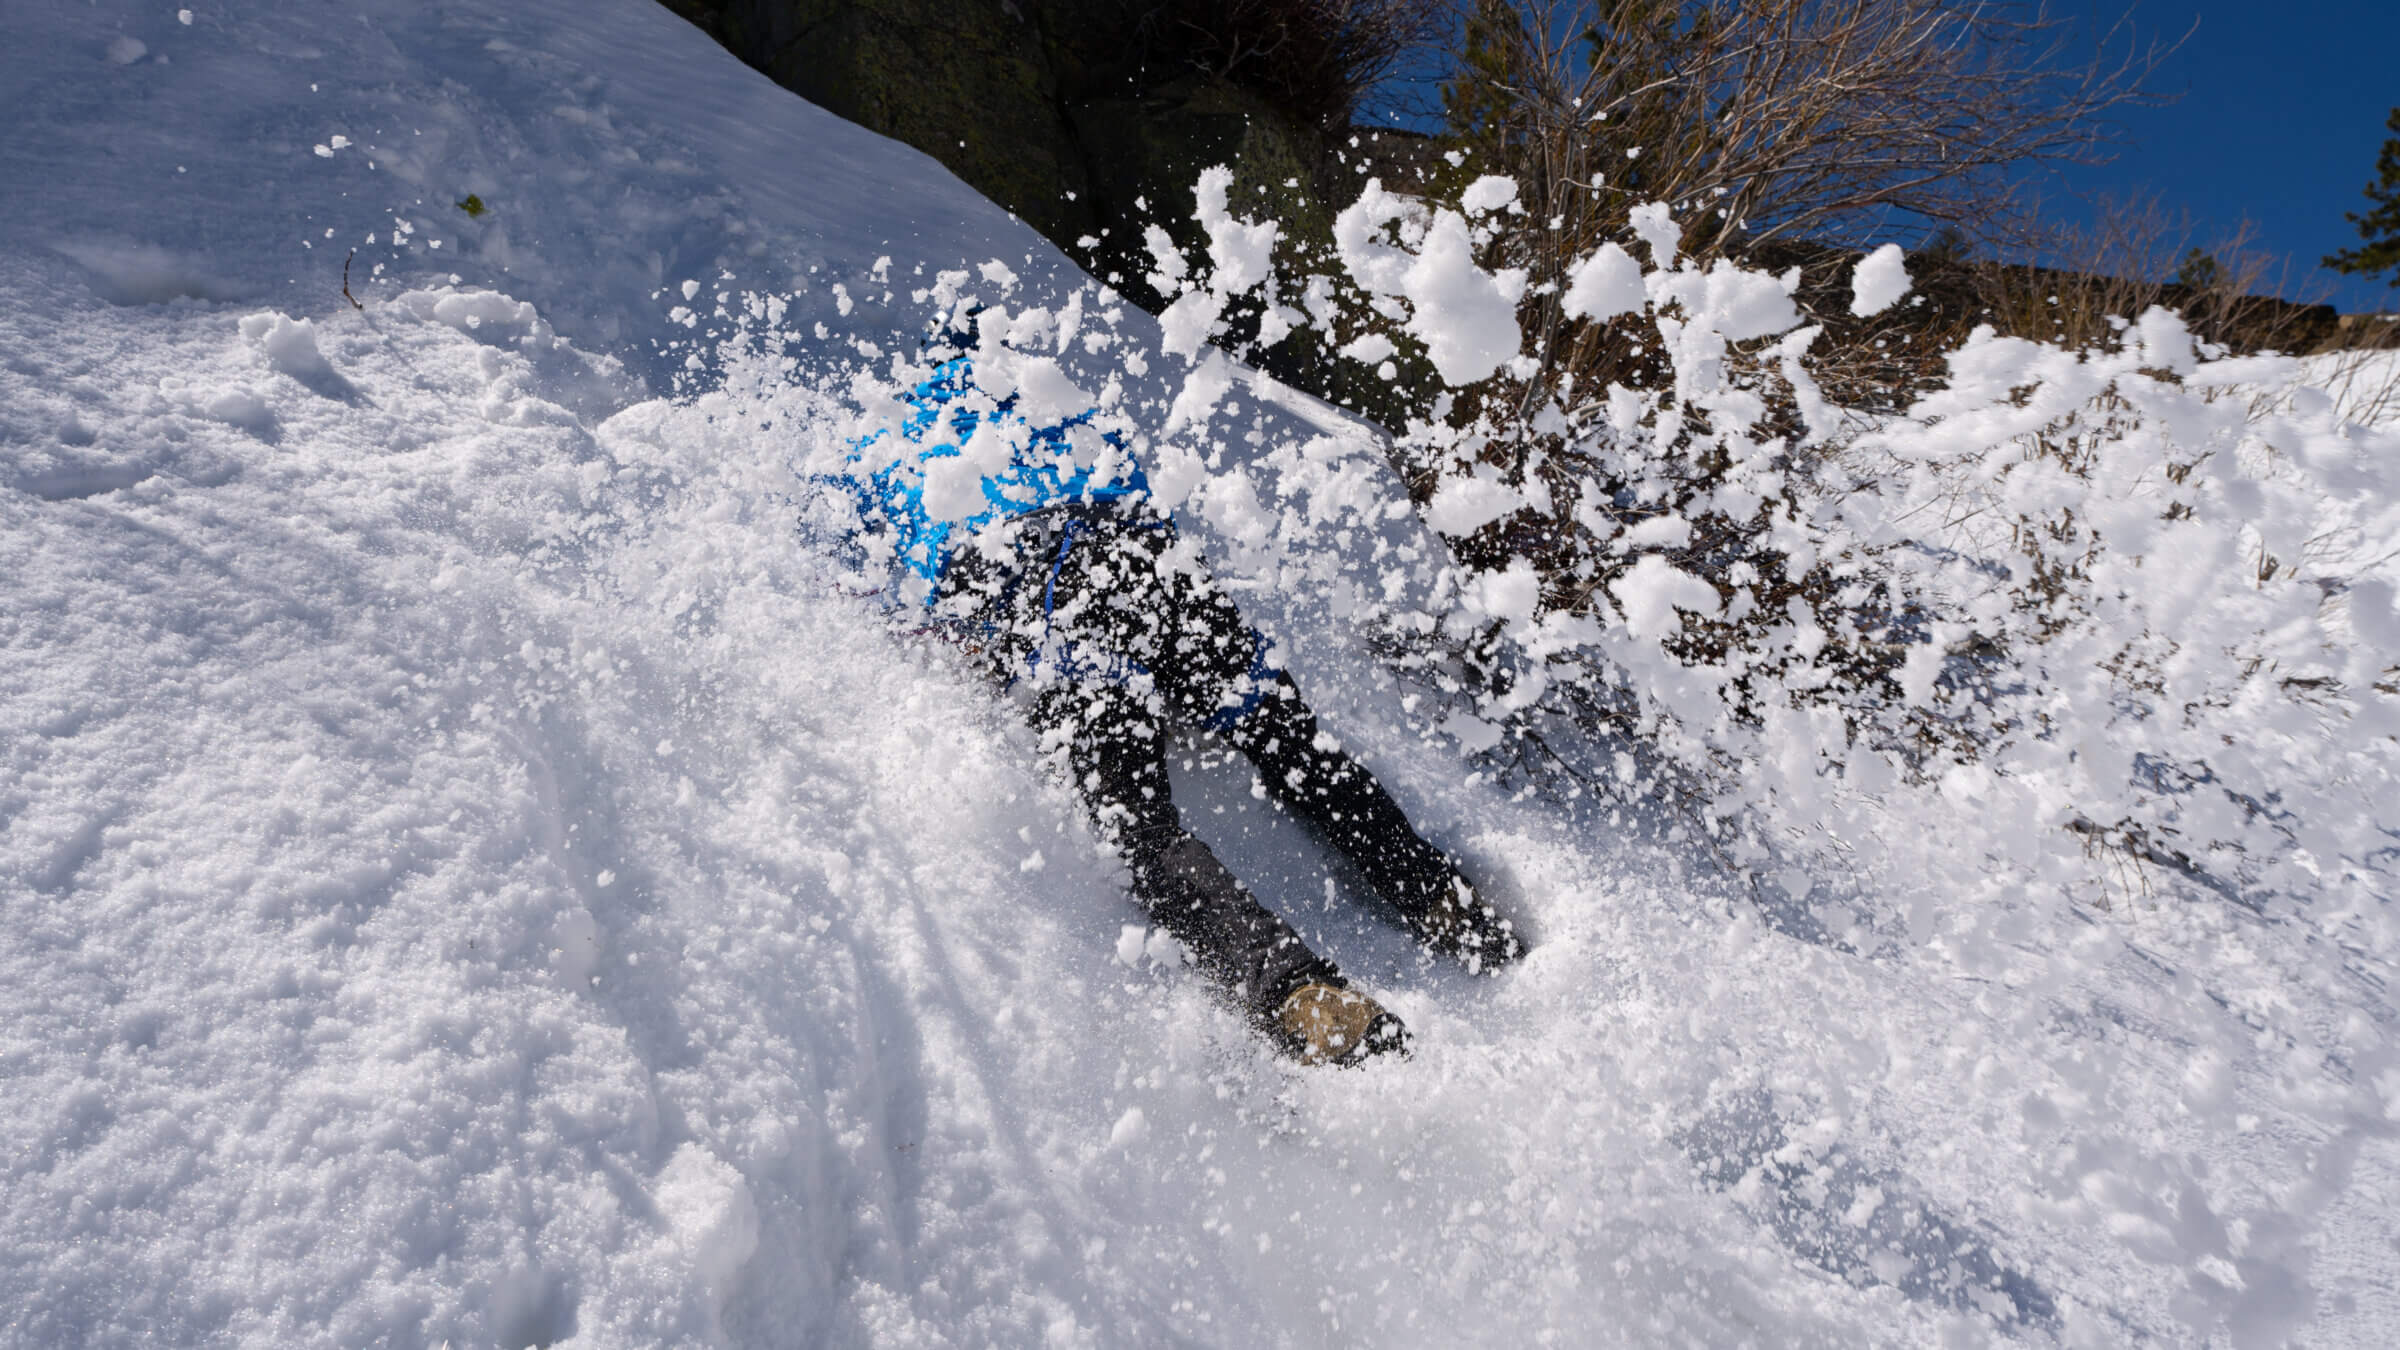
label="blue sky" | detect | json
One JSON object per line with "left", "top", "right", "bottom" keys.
{"left": 2034, "top": 0, "right": 2400, "bottom": 312}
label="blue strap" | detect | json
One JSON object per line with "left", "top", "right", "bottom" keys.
{"left": 1013, "top": 513, "right": 1084, "bottom": 690}
{"left": 1040, "top": 515, "right": 1080, "bottom": 632}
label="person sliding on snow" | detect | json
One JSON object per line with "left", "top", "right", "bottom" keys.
{"left": 834, "top": 312, "right": 1520, "bottom": 1066}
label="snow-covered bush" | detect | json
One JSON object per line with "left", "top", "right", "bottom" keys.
{"left": 1390, "top": 206, "right": 2398, "bottom": 929}
{"left": 1837, "top": 316, "right": 2400, "bottom": 910}
{"left": 1152, "top": 173, "right": 2399, "bottom": 931}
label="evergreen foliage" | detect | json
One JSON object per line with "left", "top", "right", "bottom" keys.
{"left": 2325, "top": 107, "right": 2400, "bottom": 286}
{"left": 2174, "top": 246, "right": 2222, "bottom": 292}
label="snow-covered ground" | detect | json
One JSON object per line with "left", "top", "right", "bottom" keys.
{"left": 3, "top": 3, "right": 2394, "bottom": 1347}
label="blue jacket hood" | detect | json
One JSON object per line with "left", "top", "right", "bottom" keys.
{"left": 838, "top": 355, "right": 1148, "bottom": 599}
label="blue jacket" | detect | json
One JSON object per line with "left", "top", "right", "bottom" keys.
{"left": 840, "top": 355, "right": 1148, "bottom": 599}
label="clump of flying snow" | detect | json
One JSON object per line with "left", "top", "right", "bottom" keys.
{"left": 1191, "top": 165, "right": 1278, "bottom": 298}
{"left": 1333, "top": 179, "right": 1525, "bottom": 385}
{"left": 1423, "top": 470, "right": 1521, "bottom": 536}
{"left": 1850, "top": 242, "right": 1911, "bottom": 317}
{"left": 1610, "top": 553, "right": 1720, "bottom": 638}
{"left": 1562, "top": 241, "right": 1645, "bottom": 323}
{"left": 1459, "top": 175, "right": 1519, "bottom": 217}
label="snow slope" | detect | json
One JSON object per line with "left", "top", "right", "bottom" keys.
{"left": 3, "top": 2, "right": 2395, "bottom": 1347}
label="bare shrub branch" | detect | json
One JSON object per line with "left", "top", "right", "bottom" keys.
{"left": 1448, "top": 0, "right": 2170, "bottom": 259}
{"left": 1404, "top": 0, "right": 2176, "bottom": 462}
{"left": 1969, "top": 195, "right": 2336, "bottom": 355}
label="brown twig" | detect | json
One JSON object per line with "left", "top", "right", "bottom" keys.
{"left": 342, "top": 248, "right": 365, "bottom": 311}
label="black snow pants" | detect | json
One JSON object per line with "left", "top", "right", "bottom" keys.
{"left": 937, "top": 500, "right": 1475, "bottom": 1024}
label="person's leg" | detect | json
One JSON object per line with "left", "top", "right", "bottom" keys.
{"left": 1224, "top": 677, "right": 1522, "bottom": 971}
{"left": 1126, "top": 527, "right": 1524, "bottom": 972}
{"left": 1002, "top": 511, "right": 1406, "bottom": 1061}
{"left": 1028, "top": 680, "right": 1336, "bottom": 1018}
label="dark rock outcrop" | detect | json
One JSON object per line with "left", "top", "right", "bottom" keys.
{"left": 669, "top": 0, "right": 1098, "bottom": 243}
{"left": 659, "top": 1, "right": 1337, "bottom": 301}
{"left": 658, "top": 0, "right": 1454, "bottom": 423}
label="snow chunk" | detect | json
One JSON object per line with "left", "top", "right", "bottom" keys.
{"left": 1339, "top": 332, "right": 1397, "bottom": 365}
{"left": 1192, "top": 164, "right": 1279, "bottom": 296}
{"left": 999, "top": 352, "right": 1089, "bottom": 426}
{"left": 106, "top": 36, "right": 147, "bottom": 65}
{"left": 1143, "top": 224, "right": 1189, "bottom": 295}
{"left": 1115, "top": 924, "right": 1149, "bottom": 966}
{"left": 654, "top": 1145, "right": 760, "bottom": 1316}
{"left": 1610, "top": 553, "right": 1720, "bottom": 639}
{"left": 413, "top": 288, "right": 544, "bottom": 342}
{"left": 1460, "top": 175, "right": 1519, "bottom": 216}
{"left": 238, "top": 310, "right": 343, "bottom": 389}
{"left": 1145, "top": 441, "right": 1208, "bottom": 511}
{"left": 1621, "top": 514, "right": 1691, "bottom": 550}
{"left": 1331, "top": 178, "right": 1415, "bottom": 298}
{"left": 920, "top": 415, "right": 1025, "bottom": 521}
{"left": 1425, "top": 473, "right": 1520, "bottom": 536}
{"left": 2136, "top": 305, "right": 2198, "bottom": 376}
{"left": 1401, "top": 210, "right": 1524, "bottom": 385}
{"left": 1898, "top": 640, "right": 1945, "bottom": 706}
{"left": 1466, "top": 560, "right": 1542, "bottom": 622}
{"left": 1144, "top": 927, "right": 1187, "bottom": 966}
{"left": 1332, "top": 178, "right": 1530, "bottom": 380}
{"left": 978, "top": 258, "right": 1020, "bottom": 293}
{"left": 1563, "top": 242, "right": 1644, "bottom": 323}
{"left": 200, "top": 387, "right": 276, "bottom": 440}
{"left": 551, "top": 907, "right": 601, "bottom": 984}
{"left": 1849, "top": 243, "right": 1910, "bottom": 316}
{"left": 1682, "top": 260, "right": 1801, "bottom": 342}
{"left": 2349, "top": 578, "right": 2400, "bottom": 650}
{"left": 1157, "top": 287, "right": 1224, "bottom": 362}
{"left": 1162, "top": 348, "right": 1234, "bottom": 437}
{"left": 1629, "top": 201, "right": 1682, "bottom": 268}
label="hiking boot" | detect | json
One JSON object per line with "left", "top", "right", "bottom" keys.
{"left": 1401, "top": 874, "right": 1523, "bottom": 974}
{"left": 1275, "top": 982, "right": 1408, "bottom": 1066}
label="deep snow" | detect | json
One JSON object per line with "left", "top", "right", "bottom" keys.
{"left": 2, "top": 3, "right": 2395, "bottom": 1348}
